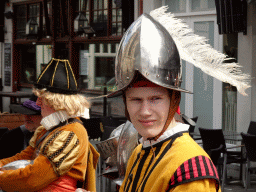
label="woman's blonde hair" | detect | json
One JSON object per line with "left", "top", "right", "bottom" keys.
{"left": 33, "top": 88, "right": 90, "bottom": 116}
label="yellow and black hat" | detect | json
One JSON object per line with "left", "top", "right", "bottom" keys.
{"left": 34, "top": 58, "right": 78, "bottom": 94}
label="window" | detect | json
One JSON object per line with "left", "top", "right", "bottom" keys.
{"left": 14, "top": 1, "right": 52, "bottom": 39}
{"left": 75, "top": 0, "right": 123, "bottom": 37}
{"left": 95, "top": 57, "right": 115, "bottom": 86}
{"left": 163, "top": 0, "right": 216, "bottom": 13}
{"left": 165, "top": 0, "right": 186, "bottom": 13}
{"left": 78, "top": 43, "right": 118, "bottom": 90}
{"left": 19, "top": 45, "right": 52, "bottom": 84}
{"left": 16, "top": 5, "right": 27, "bottom": 39}
{"left": 191, "top": 0, "right": 215, "bottom": 12}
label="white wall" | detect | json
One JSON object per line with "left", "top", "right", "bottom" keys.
{"left": 237, "top": 3, "right": 256, "bottom": 133}
{"left": 236, "top": 4, "right": 254, "bottom": 133}
{"left": 250, "top": 2, "right": 256, "bottom": 122}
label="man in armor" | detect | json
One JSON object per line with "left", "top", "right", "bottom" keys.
{"left": 106, "top": 6, "right": 250, "bottom": 192}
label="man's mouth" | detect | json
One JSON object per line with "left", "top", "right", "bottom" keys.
{"left": 139, "top": 120, "right": 156, "bottom": 126}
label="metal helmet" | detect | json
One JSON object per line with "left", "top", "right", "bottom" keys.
{"left": 95, "top": 121, "right": 138, "bottom": 186}
{"left": 116, "top": 120, "right": 139, "bottom": 186}
{"left": 108, "top": 13, "right": 191, "bottom": 97}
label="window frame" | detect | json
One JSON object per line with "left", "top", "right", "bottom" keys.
{"left": 13, "top": 0, "right": 53, "bottom": 41}
{"left": 74, "top": 0, "right": 124, "bottom": 38}
{"left": 162, "top": 0, "right": 216, "bottom": 17}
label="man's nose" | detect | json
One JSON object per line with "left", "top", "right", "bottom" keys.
{"left": 140, "top": 101, "right": 151, "bottom": 116}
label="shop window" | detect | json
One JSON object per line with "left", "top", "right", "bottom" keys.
{"left": 16, "top": 5, "right": 27, "bottom": 39}
{"left": 95, "top": 57, "right": 115, "bottom": 86}
{"left": 75, "top": 0, "right": 125, "bottom": 37}
{"left": 164, "top": 0, "right": 215, "bottom": 13}
{"left": 20, "top": 45, "right": 36, "bottom": 84}
{"left": 14, "top": 1, "right": 52, "bottom": 39}
{"left": 19, "top": 44, "right": 52, "bottom": 84}
{"left": 36, "top": 45, "right": 52, "bottom": 78}
{"left": 191, "top": 0, "right": 215, "bottom": 12}
{"left": 78, "top": 43, "right": 118, "bottom": 90}
{"left": 165, "top": 0, "right": 186, "bottom": 13}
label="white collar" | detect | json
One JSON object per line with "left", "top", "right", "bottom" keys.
{"left": 139, "top": 123, "right": 189, "bottom": 148}
{"left": 40, "top": 111, "right": 69, "bottom": 130}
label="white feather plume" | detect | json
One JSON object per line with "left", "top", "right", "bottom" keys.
{"left": 150, "top": 6, "right": 251, "bottom": 96}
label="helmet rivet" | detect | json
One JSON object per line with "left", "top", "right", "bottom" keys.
{"left": 156, "top": 74, "right": 160, "bottom": 78}
{"left": 126, "top": 77, "right": 130, "bottom": 80}
{"left": 166, "top": 77, "right": 169, "bottom": 81}
{"left": 146, "top": 72, "right": 149, "bottom": 76}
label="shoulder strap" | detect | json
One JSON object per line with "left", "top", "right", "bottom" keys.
{"left": 167, "top": 155, "right": 220, "bottom": 192}
{"left": 20, "top": 125, "right": 31, "bottom": 149}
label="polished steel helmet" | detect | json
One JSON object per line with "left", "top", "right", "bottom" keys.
{"left": 108, "top": 13, "right": 191, "bottom": 97}
{"left": 95, "top": 121, "right": 138, "bottom": 186}
{"left": 116, "top": 120, "right": 139, "bottom": 185}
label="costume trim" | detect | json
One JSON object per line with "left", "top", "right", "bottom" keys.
{"left": 124, "top": 132, "right": 183, "bottom": 192}
{"left": 124, "top": 153, "right": 141, "bottom": 191}
{"left": 130, "top": 143, "right": 163, "bottom": 192}
{"left": 167, "top": 155, "right": 220, "bottom": 191}
{"left": 139, "top": 133, "right": 182, "bottom": 191}
{"left": 41, "top": 130, "right": 80, "bottom": 175}
{"left": 139, "top": 123, "right": 189, "bottom": 148}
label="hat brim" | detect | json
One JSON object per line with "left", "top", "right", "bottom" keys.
{"left": 10, "top": 104, "right": 41, "bottom": 115}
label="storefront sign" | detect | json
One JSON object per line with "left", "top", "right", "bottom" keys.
{"left": 4, "top": 43, "right": 11, "bottom": 86}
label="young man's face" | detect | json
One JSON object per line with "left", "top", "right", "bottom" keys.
{"left": 125, "top": 87, "right": 170, "bottom": 139}
{"left": 36, "top": 97, "right": 56, "bottom": 118}
{"left": 24, "top": 114, "right": 42, "bottom": 132}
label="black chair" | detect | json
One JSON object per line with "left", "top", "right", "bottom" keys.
{"left": 181, "top": 115, "right": 198, "bottom": 138}
{"left": 80, "top": 117, "right": 104, "bottom": 140}
{"left": 80, "top": 116, "right": 127, "bottom": 140}
{"left": 241, "top": 132, "right": 256, "bottom": 191}
{"left": 199, "top": 128, "right": 246, "bottom": 192}
{"left": 247, "top": 121, "right": 256, "bottom": 135}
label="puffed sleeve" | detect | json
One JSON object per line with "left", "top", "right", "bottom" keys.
{"left": 0, "top": 128, "right": 84, "bottom": 192}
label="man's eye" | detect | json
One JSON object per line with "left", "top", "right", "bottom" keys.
{"left": 132, "top": 98, "right": 141, "bottom": 101}
{"left": 151, "top": 97, "right": 161, "bottom": 101}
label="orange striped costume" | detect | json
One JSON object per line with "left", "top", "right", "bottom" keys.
{"left": 120, "top": 125, "right": 220, "bottom": 192}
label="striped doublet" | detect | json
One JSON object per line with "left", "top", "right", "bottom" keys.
{"left": 120, "top": 132, "right": 220, "bottom": 192}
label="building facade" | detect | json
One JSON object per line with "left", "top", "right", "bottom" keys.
{"left": 1, "top": 0, "right": 256, "bottom": 135}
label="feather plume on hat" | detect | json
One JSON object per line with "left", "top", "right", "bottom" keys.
{"left": 150, "top": 6, "right": 251, "bottom": 96}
